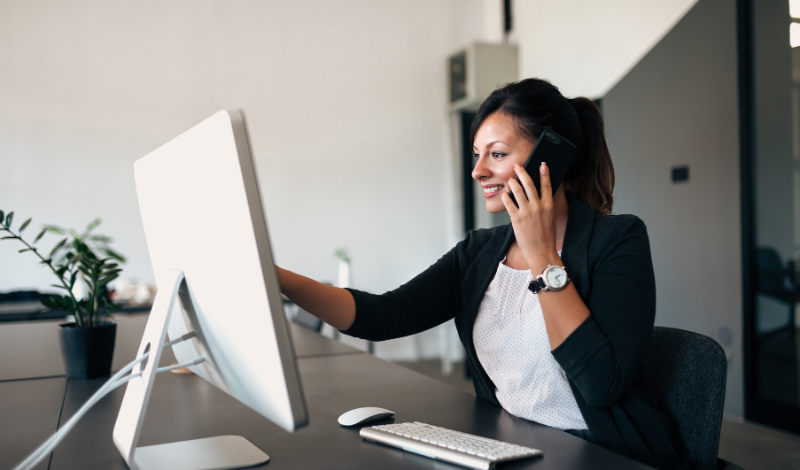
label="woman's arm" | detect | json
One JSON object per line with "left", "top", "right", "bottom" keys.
{"left": 276, "top": 267, "right": 356, "bottom": 330}
{"left": 503, "top": 162, "right": 590, "bottom": 349}
{"left": 551, "top": 218, "right": 656, "bottom": 407}
{"left": 504, "top": 163, "right": 656, "bottom": 407}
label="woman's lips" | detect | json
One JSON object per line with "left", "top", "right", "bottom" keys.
{"left": 482, "top": 185, "right": 505, "bottom": 199}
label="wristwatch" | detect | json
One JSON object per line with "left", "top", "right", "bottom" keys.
{"left": 528, "top": 265, "right": 570, "bottom": 293}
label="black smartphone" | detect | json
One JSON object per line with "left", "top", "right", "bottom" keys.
{"left": 509, "top": 128, "right": 577, "bottom": 207}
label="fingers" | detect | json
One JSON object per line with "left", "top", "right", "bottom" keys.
{"left": 514, "top": 164, "right": 540, "bottom": 203}
{"left": 506, "top": 177, "right": 528, "bottom": 209}
{"left": 500, "top": 189, "right": 519, "bottom": 216}
{"left": 537, "top": 162, "right": 552, "bottom": 204}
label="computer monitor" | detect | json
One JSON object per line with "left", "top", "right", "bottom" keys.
{"left": 113, "top": 110, "right": 308, "bottom": 470}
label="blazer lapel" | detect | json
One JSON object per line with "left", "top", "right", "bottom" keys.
{"left": 455, "top": 224, "right": 514, "bottom": 401}
{"left": 561, "top": 191, "right": 595, "bottom": 300}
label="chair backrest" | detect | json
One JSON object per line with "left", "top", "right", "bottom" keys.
{"left": 641, "top": 327, "right": 728, "bottom": 470}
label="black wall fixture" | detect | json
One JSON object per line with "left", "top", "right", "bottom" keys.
{"left": 671, "top": 166, "right": 690, "bottom": 183}
{"left": 504, "top": 0, "right": 513, "bottom": 34}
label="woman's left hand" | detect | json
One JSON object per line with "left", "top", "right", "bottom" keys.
{"left": 501, "top": 163, "right": 562, "bottom": 273}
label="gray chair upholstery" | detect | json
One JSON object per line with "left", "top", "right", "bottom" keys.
{"left": 641, "top": 327, "right": 733, "bottom": 470}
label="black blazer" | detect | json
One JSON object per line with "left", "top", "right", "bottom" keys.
{"left": 343, "top": 193, "right": 688, "bottom": 470}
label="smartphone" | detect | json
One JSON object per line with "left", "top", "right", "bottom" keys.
{"left": 509, "top": 128, "right": 577, "bottom": 207}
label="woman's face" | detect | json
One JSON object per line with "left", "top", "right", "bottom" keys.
{"left": 472, "top": 112, "right": 536, "bottom": 214}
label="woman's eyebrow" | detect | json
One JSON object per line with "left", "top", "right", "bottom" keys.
{"left": 479, "top": 140, "right": 506, "bottom": 150}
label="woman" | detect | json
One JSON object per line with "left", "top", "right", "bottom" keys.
{"left": 277, "top": 78, "right": 688, "bottom": 470}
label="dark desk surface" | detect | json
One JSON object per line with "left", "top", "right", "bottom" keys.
{"left": 1, "top": 316, "right": 654, "bottom": 470}
{"left": 0, "top": 377, "right": 66, "bottom": 470}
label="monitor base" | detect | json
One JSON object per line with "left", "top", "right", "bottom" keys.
{"left": 134, "top": 435, "right": 269, "bottom": 470}
{"left": 113, "top": 270, "right": 270, "bottom": 470}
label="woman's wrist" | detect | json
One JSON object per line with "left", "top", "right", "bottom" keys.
{"left": 527, "top": 251, "right": 563, "bottom": 275}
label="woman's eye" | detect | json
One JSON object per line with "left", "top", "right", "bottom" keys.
{"left": 474, "top": 153, "right": 480, "bottom": 160}
{"left": 492, "top": 152, "right": 506, "bottom": 159}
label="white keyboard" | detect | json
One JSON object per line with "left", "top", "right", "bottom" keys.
{"left": 360, "top": 422, "right": 543, "bottom": 470}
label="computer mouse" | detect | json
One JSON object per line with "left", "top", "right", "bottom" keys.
{"left": 337, "top": 407, "right": 395, "bottom": 426}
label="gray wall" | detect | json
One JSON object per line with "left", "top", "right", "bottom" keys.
{"left": 602, "top": 0, "right": 742, "bottom": 415}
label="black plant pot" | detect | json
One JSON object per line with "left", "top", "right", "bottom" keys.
{"left": 58, "top": 321, "right": 117, "bottom": 379}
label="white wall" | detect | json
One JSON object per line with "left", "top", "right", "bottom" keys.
{"left": 0, "top": 0, "right": 709, "bottom": 362}
{"left": 0, "top": 0, "right": 458, "bottom": 294}
{"left": 0, "top": 0, "right": 465, "bottom": 360}
{"left": 514, "top": 0, "right": 698, "bottom": 98}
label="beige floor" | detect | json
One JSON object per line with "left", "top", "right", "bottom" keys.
{"left": 396, "top": 359, "right": 800, "bottom": 470}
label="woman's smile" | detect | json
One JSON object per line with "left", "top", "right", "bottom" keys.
{"left": 482, "top": 184, "right": 506, "bottom": 198}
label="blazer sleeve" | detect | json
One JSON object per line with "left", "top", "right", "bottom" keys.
{"left": 339, "top": 238, "right": 468, "bottom": 342}
{"left": 551, "top": 216, "right": 656, "bottom": 408}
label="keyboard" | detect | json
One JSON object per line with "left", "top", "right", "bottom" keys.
{"left": 359, "top": 422, "right": 543, "bottom": 470}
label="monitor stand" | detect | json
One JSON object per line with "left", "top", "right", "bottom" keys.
{"left": 113, "top": 269, "right": 269, "bottom": 470}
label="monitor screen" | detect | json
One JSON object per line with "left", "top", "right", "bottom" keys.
{"left": 133, "top": 110, "right": 308, "bottom": 432}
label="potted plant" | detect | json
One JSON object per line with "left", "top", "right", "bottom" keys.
{"left": 0, "top": 210, "right": 125, "bottom": 379}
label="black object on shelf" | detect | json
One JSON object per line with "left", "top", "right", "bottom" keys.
{"left": 0, "top": 290, "right": 45, "bottom": 302}
{"left": 0, "top": 302, "right": 152, "bottom": 323}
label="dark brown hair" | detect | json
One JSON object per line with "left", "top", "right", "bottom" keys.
{"left": 470, "top": 78, "right": 615, "bottom": 215}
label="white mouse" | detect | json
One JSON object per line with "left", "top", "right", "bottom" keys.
{"left": 338, "top": 407, "right": 395, "bottom": 426}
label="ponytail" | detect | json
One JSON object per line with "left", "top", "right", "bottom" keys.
{"left": 564, "top": 98, "right": 615, "bottom": 215}
{"left": 471, "top": 79, "right": 616, "bottom": 215}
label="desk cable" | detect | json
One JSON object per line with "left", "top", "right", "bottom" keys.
{"left": 12, "top": 332, "right": 206, "bottom": 470}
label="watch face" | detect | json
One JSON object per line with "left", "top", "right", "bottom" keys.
{"left": 545, "top": 266, "right": 568, "bottom": 289}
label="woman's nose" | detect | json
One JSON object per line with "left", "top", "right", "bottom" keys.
{"left": 472, "top": 157, "right": 490, "bottom": 180}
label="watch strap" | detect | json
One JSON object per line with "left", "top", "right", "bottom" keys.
{"left": 528, "top": 277, "right": 546, "bottom": 294}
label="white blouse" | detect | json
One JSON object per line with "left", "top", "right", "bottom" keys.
{"left": 473, "top": 254, "right": 588, "bottom": 431}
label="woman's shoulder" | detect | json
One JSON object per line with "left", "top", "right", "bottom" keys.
{"left": 593, "top": 212, "right": 648, "bottom": 237}
{"left": 589, "top": 212, "right": 651, "bottom": 258}
{"left": 456, "top": 224, "right": 512, "bottom": 259}
{"left": 567, "top": 192, "right": 649, "bottom": 247}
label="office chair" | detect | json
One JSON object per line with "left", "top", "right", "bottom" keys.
{"left": 641, "top": 327, "right": 743, "bottom": 470}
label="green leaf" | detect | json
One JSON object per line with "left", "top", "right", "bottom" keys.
{"left": 4, "top": 211, "right": 13, "bottom": 229}
{"left": 104, "top": 248, "right": 126, "bottom": 263}
{"left": 33, "top": 228, "right": 46, "bottom": 244}
{"left": 0, "top": 211, "right": 4, "bottom": 224}
{"left": 69, "top": 271, "right": 78, "bottom": 290}
{"left": 50, "top": 284, "right": 71, "bottom": 292}
{"left": 18, "top": 248, "right": 32, "bottom": 253}
{"left": 56, "top": 265, "right": 68, "bottom": 277}
{"left": 18, "top": 218, "right": 31, "bottom": 234}
{"left": 1, "top": 236, "right": 18, "bottom": 240}
{"left": 89, "top": 235, "right": 111, "bottom": 243}
{"left": 44, "top": 225, "right": 65, "bottom": 234}
{"left": 39, "top": 297, "right": 57, "bottom": 309}
{"left": 98, "top": 273, "right": 119, "bottom": 287}
{"left": 86, "top": 218, "right": 101, "bottom": 232}
{"left": 49, "top": 238, "right": 67, "bottom": 258}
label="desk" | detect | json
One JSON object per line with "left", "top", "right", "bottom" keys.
{"left": 0, "top": 315, "right": 654, "bottom": 470}
{"left": 0, "top": 314, "right": 361, "bottom": 381}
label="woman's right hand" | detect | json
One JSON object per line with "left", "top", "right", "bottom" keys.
{"left": 275, "top": 266, "right": 356, "bottom": 331}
